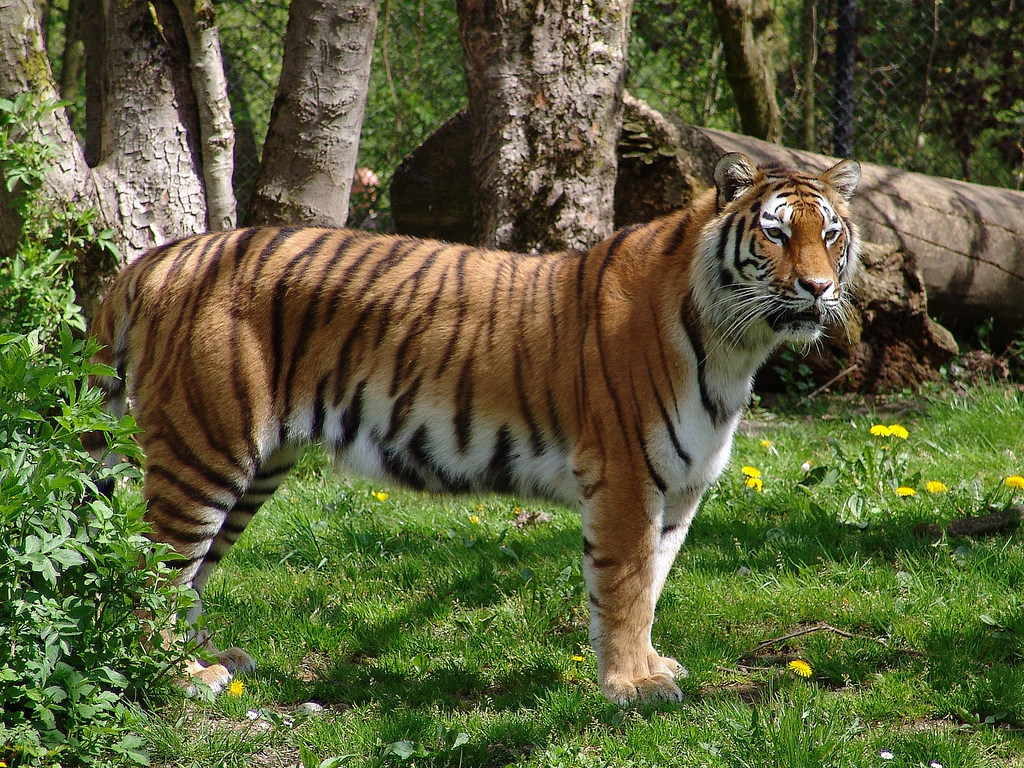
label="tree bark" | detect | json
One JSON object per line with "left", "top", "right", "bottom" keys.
{"left": 0, "top": 0, "right": 103, "bottom": 256}
{"left": 0, "top": 0, "right": 232, "bottom": 316}
{"left": 709, "top": 0, "right": 782, "bottom": 143}
{"left": 245, "top": 0, "right": 378, "bottom": 227}
{"left": 172, "top": 0, "right": 236, "bottom": 231}
{"left": 456, "top": 0, "right": 632, "bottom": 252}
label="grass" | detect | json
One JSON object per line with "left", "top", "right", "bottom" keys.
{"left": 137, "top": 383, "right": 1024, "bottom": 768}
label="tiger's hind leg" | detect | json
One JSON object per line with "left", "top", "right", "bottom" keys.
{"left": 144, "top": 443, "right": 301, "bottom": 692}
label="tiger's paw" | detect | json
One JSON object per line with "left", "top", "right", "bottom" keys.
{"left": 648, "top": 651, "right": 688, "bottom": 681}
{"left": 180, "top": 647, "right": 255, "bottom": 696}
{"left": 601, "top": 672, "right": 684, "bottom": 705}
{"left": 214, "top": 646, "right": 256, "bottom": 676}
{"left": 182, "top": 658, "right": 234, "bottom": 695}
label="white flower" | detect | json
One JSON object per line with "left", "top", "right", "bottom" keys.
{"left": 880, "top": 750, "right": 894, "bottom": 761}
{"left": 928, "top": 763, "right": 943, "bottom": 768}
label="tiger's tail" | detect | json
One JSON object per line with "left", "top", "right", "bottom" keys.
{"left": 82, "top": 281, "right": 132, "bottom": 497}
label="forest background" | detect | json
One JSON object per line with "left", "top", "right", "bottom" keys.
{"left": 44, "top": 0, "right": 1024, "bottom": 231}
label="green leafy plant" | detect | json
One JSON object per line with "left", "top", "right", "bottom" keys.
{"left": 0, "top": 94, "right": 119, "bottom": 339}
{"left": 0, "top": 96, "right": 189, "bottom": 767}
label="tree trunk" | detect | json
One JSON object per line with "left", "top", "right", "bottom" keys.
{"left": 456, "top": 0, "right": 632, "bottom": 252}
{"left": 0, "top": 0, "right": 238, "bottom": 317}
{"left": 709, "top": 0, "right": 782, "bottom": 143}
{"left": 245, "top": 0, "right": 378, "bottom": 227}
{"left": 0, "top": 0, "right": 103, "bottom": 256}
{"left": 172, "top": 0, "right": 236, "bottom": 231}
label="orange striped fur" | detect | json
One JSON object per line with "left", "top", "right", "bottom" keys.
{"left": 88, "top": 153, "right": 860, "bottom": 703}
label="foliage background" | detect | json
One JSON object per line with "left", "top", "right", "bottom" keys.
{"left": 43, "top": 0, "right": 1024, "bottom": 229}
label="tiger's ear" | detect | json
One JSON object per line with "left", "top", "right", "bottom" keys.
{"left": 822, "top": 158, "right": 861, "bottom": 202}
{"left": 714, "top": 153, "right": 760, "bottom": 207}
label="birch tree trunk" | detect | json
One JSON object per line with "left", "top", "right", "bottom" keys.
{"left": 709, "top": 0, "right": 782, "bottom": 143}
{"left": 456, "top": 0, "right": 633, "bottom": 252}
{"left": 172, "top": 0, "right": 236, "bottom": 231}
{"left": 245, "top": 0, "right": 378, "bottom": 227}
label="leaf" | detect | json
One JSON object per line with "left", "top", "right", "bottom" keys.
{"left": 387, "top": 740, "right": 419, "bottom": 760}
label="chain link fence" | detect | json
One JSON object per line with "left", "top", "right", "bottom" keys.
{"left": 219, "top": 0, "right": 1023, "bottom": 225}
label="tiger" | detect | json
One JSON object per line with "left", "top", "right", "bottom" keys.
{"left": 85, "top": 152, "right": 860, "bottom": 704}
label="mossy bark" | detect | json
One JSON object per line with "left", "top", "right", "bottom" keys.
{"left": 456, "top": 0, "right": 633, "bottom": 252}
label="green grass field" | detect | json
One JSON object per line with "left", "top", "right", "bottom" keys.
{"left": 137, "top": 384, "right": 1024, "bottom": 768}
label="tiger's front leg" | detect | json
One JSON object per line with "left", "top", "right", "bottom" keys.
{"left": 582, "top": 482, "right": 684, "bottom": 704}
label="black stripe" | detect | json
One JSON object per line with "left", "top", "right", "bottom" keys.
{"left": 159, "top": 415, "right": 247, "bottom": 496}
{"left": 408, "top": 425, "right": 472, "bottom": 494}
{"left": 338, "top": 380, "right": 366, "bottom": 447}
{"left": 311, "top": 376, "right": 329, "bottom": 440}
{"left": 146, "top": 466, "right": 236, "bottom": 514}
{"left": 513, "top": 347, "right": 545, "bottom": 457}
{"left": 583, "top": 535, "right": 619, "bottom": 570}
{"left": 271, "top": 232, "right": 334, "bottom": 399}
{"left": 453, "top": 356, "right": 474, "bottom": 454}
{"left": 281, "top": 231, "right": 356, "bottom": 414}
{"left": 380, "top": 446, "right": 427, "bottom": 491}
{"left": 385, "top": 376, "right": 423, "bottom": 442}
{"left": 226, "top": 230, "right": 264, "bottom": 472}
{"left": 437, "top": 247, "right": 473, "bottom": 377}
{"left": 590, "top": 226, "right": 638, "bottom": 450}
{"left": 389, "top": 269, "right": 448, "bottom": 397}
{"left": 484, "top": 425, "right": 515, "bottom": 494}
{"left": 646, "top": 362, "right": 691, "bottom": 466}
{"left": 375, "top": 240, "right": 435, "bottom": 347}
{"left": 714, "top": 212, "right": 735, "bottom": 264}
{"left": 664, "top": 211, "right": 691, "bottom": 255}
{"left": 633, "top": 407, "right": 667, "bottom": 494}
{"left": 680, "top": 303, "right": 726, "bottom": 426}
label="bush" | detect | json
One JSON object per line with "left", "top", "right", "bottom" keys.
{"left": 0, "top": 94, "right": 118, "bottom": 339}
{"left": 0, "top": 96, "right": 188, "bottom": 767}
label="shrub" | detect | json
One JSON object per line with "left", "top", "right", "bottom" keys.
{"left": 0, "top": 96, "right": 188, "bottom": 767}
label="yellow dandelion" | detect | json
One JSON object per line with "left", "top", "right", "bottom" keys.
{"left": 888, "top": 424, "right": 909, "bottom": 440}
{"left": 571, "top": 655, "right": 585, "bottom": 662}
{"left": 788, "top": 659, "right": 813, "bottom": 678}
{"left": 741, "top": 465, "right": 761, "bottom": 478}
{"left": 1005, "top": 475, "right": 1024, "bottom": 491}
{"left": 895, "top": 486, "right": 916, "bottom": 497}
{"left": 229, "top": 679, "right": 244, "bottom": 697}
{"left": 372, "top": 491, "right": 389, "bottom": 501}
{"left": 745, "top": 476, "right": 764, "bottom": 492}
{"left": 470, "top": 515, "right": 481, "bottom": 524}
{"left": 925, "top": 481, "right": 949, "bottom": 494}
{"left": 870, "top": 424, "right": 892, "bottom": 437}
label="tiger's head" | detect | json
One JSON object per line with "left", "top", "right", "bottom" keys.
{"left": 695, "top": 152, "right": 861, "bottom": 347}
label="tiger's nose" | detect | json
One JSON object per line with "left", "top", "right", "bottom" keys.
{"left": 797, "top": 277, "right": 834, "bottom": 299}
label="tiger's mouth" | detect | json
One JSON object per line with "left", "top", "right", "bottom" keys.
{"left": 766, "top": 305, "right": 825, "bottom": 333}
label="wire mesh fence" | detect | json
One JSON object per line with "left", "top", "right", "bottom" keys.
{"left": 219, "top": 0, "right": 1023, "bottom": 225}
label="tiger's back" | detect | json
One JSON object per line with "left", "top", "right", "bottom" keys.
{"left": 89, "top": 153, "right": 861, "bottom": 703}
